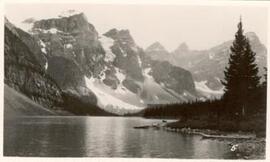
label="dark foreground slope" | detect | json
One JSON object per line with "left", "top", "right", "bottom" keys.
{"left": 4, "top": 84, "right": 56, "bottom": 118}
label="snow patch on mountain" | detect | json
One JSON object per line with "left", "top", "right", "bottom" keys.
{"left": 18, "top": 10, "right": 86, "bottom": 34}
{"left": 39, "top": 40, "right": 47, "bottom": 54}
{"left": 98, "top": 66, "right": 108, "bottom": 81}
{"left": 64, "top": 43, "right": 73, "bottom": 49}
{"left": 137, "top": 55, "right": 142, "bottom": 67}
{"left": 46, "top": 28, "right": 58, "bottom": 34}
{"left": 115, "top": 68, "right": 125, "bottom": 83}
{"left": 115, "top": 85, "right": 128, "bottom": 94}
{"left": 41, "top": 47, "right": 46, "bottom": 54}
{"left": 195, "top": 81, "right": 224, "bottom": 95}
{"left": 99, "top": 35, "right": 116, "bottom": 62}
{"left": 120, "top": 47, "right": 127, "bottom": 57}
{"left": 45, "top": 62, "right": 48, "bottom": 70}
{"left": 209, "top": 52, "right": 215, "bottom": 60}
{"left": 215, "top": 77, "right": 221, "bottom": 83}
{"left": 34, "top": 28, "right": 61, "bottom": 34}
{"left": 143, "top": 68, "right": 153, "bottom": 78}
{"left": 163, "top": 88, "right": 189, "bottom": 102}
{"left": 85, "top": 76, "right": 144, "bottom": 110}
{"left": 142, "top": 68, "right": 182, "bottom": 104}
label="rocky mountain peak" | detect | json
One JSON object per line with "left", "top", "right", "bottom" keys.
{"left": 244, "top": 33, "right": 267, "bottom": 80}
{"left": 146, "top": 42, "right": 168, "bottom": 53}
{"left": 22, "top": 17, "right": 36, "bottom": 24}
{"left": 4, "top": 17, "right": 19, "bottom": 37}
{"left": 173, "top": 42, "right": 189, "bottom": 54}
{"left": 32, "top": 12, "right": 94, "bottom": 35}
{"left": 245, "top": 32, "right": 266, "bottom": 54}
{"left": 245, "top": 32, "right": 260, "bottom": 42}
{"left": 104, "top": 28, "right": 135, "bottom": 46}
{"left": 58, "top": 10, "right": 83, "bottom": 18}
{"left": 27, "top": 12, "right": 105, "bottom": 96}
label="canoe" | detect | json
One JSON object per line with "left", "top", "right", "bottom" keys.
{"left": 133, "top": 126, "right": 150, "bottom": 129}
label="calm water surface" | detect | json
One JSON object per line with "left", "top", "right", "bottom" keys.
{"left": 4, "top": 116, "right": 235, "bottom": 158}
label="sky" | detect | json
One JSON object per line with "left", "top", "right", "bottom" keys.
{"left": 5, "top": 4, "right": 268, "bottom": 51}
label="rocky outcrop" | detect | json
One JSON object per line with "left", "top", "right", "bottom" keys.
{"left": 151, "top": 61, "right": 196, "bottom": 94}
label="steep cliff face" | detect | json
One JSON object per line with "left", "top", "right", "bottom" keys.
{"left": 32, "top": 13, "right": 105, "bottom": 76}
{"left": 139, "top": 58, "right": 197, "bottom": 104}
{"left": 102, "top": 29, "right": 144, "bottom": 93}
{"left": 30, "top": 13, "right": 103, "bottom": 104}
{"left": 150, "top": 61, "right": 195, "bottom": 95}
{"left": 4, "top": 19, "right": 63, "bottom": 110}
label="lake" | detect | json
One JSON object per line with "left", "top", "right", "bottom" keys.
{"left": 4, "top": 116, "right": 235, "bottom": 158}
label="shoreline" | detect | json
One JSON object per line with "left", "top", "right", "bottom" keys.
{"left": 164, "top": 125, "right": 265, "bottom": 159}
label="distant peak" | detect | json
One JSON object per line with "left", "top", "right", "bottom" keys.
{"left": 104, "top": 28, "right": 135, "bottom": 45}
{"left": 178, "top": 42, "right": 189, "bottom": 51}
{"left": 245, "top": 31, "right": 257, "bottom": 37}
{"left": 245, "top": 32, "right": 260, "bottom": 42}
{"left": 104, "top": 28, "right": 130, "bottom": 37}
{"left": 152, "top": 41, "right": 163, "bottom": 47}
{"left": 173, "top": 42, "right": 189, "bottom": 54}
{"left": 146, "top": 42, "right": 167, "bottom": 52}
{"left": 22, "top": 17, "right": 36, "bottom": 24}
{"left": 58, "top": 10, "right": 83, "bottom": 18}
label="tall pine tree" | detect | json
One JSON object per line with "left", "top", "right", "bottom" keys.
{"left": 222, "top": 18, "right": 260, "bottom": 117}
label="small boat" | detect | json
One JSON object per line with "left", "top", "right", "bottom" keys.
{"left": 133, "top": 125, "right": 150, "bottom": 129}
{"left": 152, "top": 125, "right": 160, "bottom": 130}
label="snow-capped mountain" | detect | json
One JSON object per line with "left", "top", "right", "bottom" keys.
{"left": 146, "top": 32, "right": 267, "bottom": 97}
{"left": 8, "top": 11, "right": 200, "bottom": 114}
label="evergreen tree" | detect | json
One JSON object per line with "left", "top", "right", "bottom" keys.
{"left": 222, "top": 18, "right": 260, "bottom": 117}
{"left": 262, "top": 67, "right": 267, "bottom": 87}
